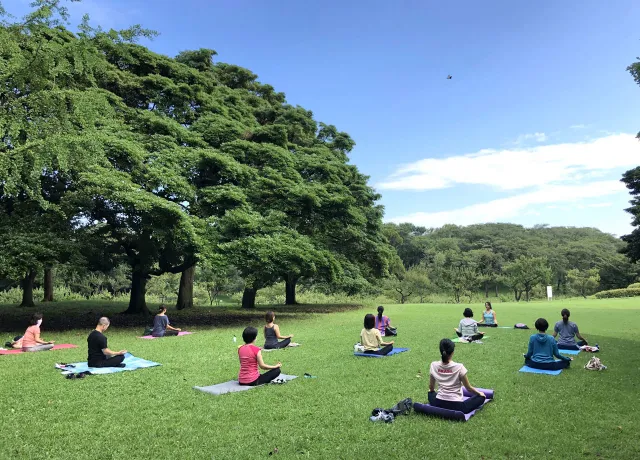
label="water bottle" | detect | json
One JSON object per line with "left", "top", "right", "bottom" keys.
{"left": 233, "top": 335, "right": 237, "bottom": 343}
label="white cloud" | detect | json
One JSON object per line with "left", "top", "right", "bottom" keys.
{"left": 379, "top": 133, "right": 639, "bottom": 191}
{"left": 515, "top": 132, "right": 547, "bottom": 144}
{"left": 387, "top": 180, "right": 626, "bottom": 230}
{"left": 570, "top": 124, "right": 586, "bottom": 129}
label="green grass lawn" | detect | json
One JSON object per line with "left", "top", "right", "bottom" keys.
{"left": 1, "top": 298, "right": 639, "bottom": 459}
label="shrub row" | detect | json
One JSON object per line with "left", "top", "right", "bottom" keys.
{"left": 594, "top": 288, "right": 640, "bottom": 299}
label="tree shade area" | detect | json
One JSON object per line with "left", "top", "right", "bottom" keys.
{"left": 0, "top": 1, "right": 639, "bottom": 312}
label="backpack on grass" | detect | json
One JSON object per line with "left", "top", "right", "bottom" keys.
{"left": 585, "top": 357, "right": 607, "bottom": 371}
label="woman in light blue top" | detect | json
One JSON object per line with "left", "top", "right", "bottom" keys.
{"left": 477, "top": 302, "right": 497, "bottom": 327}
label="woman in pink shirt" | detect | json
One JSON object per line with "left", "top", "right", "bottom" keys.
{"left": 21, "top": 313, "right": 55, "bottom": 352}
{"left": 238, "top": 326, "right": 282, "bottom": 386}
{"left": 428, "top": 338, "right": 485, "bottom": 413}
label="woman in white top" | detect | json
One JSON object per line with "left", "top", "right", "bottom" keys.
{"left": 428, "top": 338, "right": 485, "bottom": 413}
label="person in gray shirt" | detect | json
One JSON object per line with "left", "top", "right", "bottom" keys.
{"left": 553, "top": 309, "right": 588, "bottom": 350}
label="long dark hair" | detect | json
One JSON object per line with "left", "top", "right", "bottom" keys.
{"left": 29, "top": 313, "right": 43, "bottom": 326}
{"left": 265, "top": 311, "right": 275, "bottom": 323}
{"left": 561, "top": 309, "right": 570, "bottom": 324}
{"left": 377, "top": 306, "right": 384, "bottom": 321}
{"left": 485, "top": 301, "right": 492, "bottom": 310}
{"left": 439, "top": 338, "right": 455, "bottom": 363}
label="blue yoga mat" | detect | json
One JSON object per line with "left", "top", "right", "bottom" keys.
{"left": 519, "top": 365, "right": 562, "bottom": 375}
{"left": 558, "top": 349, "right": 580, "bottom": 355}
{"left": 58, "top": 353, "right": 161, "bottom": 375}
{"left": 354, "top": 347, "right": 409, "bottom": 358}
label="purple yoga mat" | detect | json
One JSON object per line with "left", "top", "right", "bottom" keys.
{"left": 414, "top": 387, "right": 494, "bottom": 421}
{"left": 139, "top": 331, "right": 193, "bottom": 339}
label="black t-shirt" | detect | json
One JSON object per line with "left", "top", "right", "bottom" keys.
{"left": 87, "top": 330, "right": 107, "bottom": 365}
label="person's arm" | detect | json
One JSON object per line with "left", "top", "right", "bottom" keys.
{"left": 34, "top": 331, "right": 54, "bottom": 345}
{"left": 552, "top": 342, "right": 571, "bottom": 361}
{"left": 552, "top": 322, "right": 559, "bottom": 339}
{"left": 273, "top": 324, "right": 292, "bottom": 340}
{"left": 429, "top": 374, "right": 436, "bottom": 392}
{"left": 256, "top": 350, "right": 282, "bottom": 370}
{"left": 574, "top": 325, "right": 587, "bottom": 344}
{"left": 523, "top": 337, "right": 534, "bottom": 359}
{"left": 461, "top": 374, "right": 485, "bottom": 397}
{"left": 376, "top": 329, "right": 393, "bottom": 346}
{"left": 166, "top": 324, "right": 181, "bottom": 332}
{"left": 492, "top": 311, "right": 497, "bottom": 325}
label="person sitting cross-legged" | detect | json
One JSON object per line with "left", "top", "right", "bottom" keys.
{"left": 239, "top": 326, "right": 282, "bottom": 386}
{"left": 428, "top": 338, "right": 486, "bottom": 413}
{"left": 361, "top": 313, "right": 394, "bottom": 355}
{"left": 21, "top": 313, "right": 55, "bottom": 352}
{"left": 553, "top": 309, "right": 588, "bottom": 350}
{"left": 263, "top": 311, "right": 294, "bottom": 349}
{"left": 523, "top": 318, "right": 572, "bottom": 370}
{"left": 477, "top": 302, "right": 498, "bottom": 327}
{"left": 151, "top": 305, "right": 181, "bottom": 337}
{"left": 454, "top": 308, "right": 484, "bottom": 342}
{"left": 87, "top": 317, "right": 127, "bottom": 368}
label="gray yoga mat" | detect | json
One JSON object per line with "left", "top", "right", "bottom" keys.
{"left": 194, "top": 374, "right": 297, "bottom": 395}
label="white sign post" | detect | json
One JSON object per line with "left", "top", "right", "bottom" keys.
{"left": 546, "top": 285, "right": 553, "bottom": 301}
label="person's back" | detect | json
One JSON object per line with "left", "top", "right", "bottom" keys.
{"left": 264, "top": 325, "right": 278, "bottom": 348}
{"left": 22, "top": 325, "right": 39, "bottom": 348}
{"left": 238, "top": 343, "right": 260, "bottom": 384}
{"left": 87, "top": 330, "right": 107, "bottom": 366}
{"left": 429, "top": 360, "right": 466, "bottom": 401}
{"left": 361, "top": 328, "right": 381, "bottom": 351}
{"left": 554, "top": 320, "right": 578, "bottom": 346}
{"left": 527, "top": 333, "right": 559, "bottom": 363}
{"left": 375, "top": 315, "right": 389, "bottom": 335}
{"left": 152, "top": 315, "right": 169, "bottom": 337}
{"left": 459, "top": 318, "right": 478, "bottom": 337}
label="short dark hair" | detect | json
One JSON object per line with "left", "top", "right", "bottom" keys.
{"left": 29, "top": 313, "right": 43, "bottom": 326}
{"left": 534, "top": 318, "right": 549, "bottom": 332}
{"left": 364, "top": 313, "right": 376, "bottom": 330}
{"left": 463, "top": 308, "right": 474, "bottom": 318}
{"left": 242, "top": 326, "right": 258, "bottom": 344}
{"left": 265, "top": 311, "right": 275, "bottom": 323}
{"left": 439, "top": 338, "right": 455, "bottom": 363}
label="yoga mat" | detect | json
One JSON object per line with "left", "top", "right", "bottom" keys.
{"left": 353, "top": 347, "right": 409, "bottom": 358}
{"left": 559, "top": 349, "right": 580, "bottom": 355}
{"left": 452, "top": 337, "right": 488, "bottom": 343}
{"left": 194, "top": 374, "right": 298, "bottom": 395}
{"left": 414, "top": 387, "right": 494, "bottom": 422}
{"left": 0, "top": 344, "right": 77, "bottom": 355}
{"left": 139, "top": 331, "right": 193, "bottom": 339}
{"left": 519, "top": 365, "right": 562, "bottom": 376}
{"left": 57, "top": 353, "right": 161, "bottom": 375}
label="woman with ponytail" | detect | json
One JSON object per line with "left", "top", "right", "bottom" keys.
{"left": 151, "top": 305, "right": 181, "bottom": 337}
{"left": 375, "top": 306, "right": 396, "bottom": 336}
{"left": 553, "top": 309, "right": 587, "bottom": 350}
{"left": 428, "top": 338, "right": 486, "bottom": 413}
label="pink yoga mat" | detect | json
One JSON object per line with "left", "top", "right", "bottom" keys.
{"left": 139, "top": 331, "right": 193, "bottom": 339}
{"left": 0, "top": 344, "right": 78, "bottom": 355}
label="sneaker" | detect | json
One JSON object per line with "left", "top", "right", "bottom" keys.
{"left": 271, "top": 378, "right": 286, "bottom": 385}
{"left": 370, "top": 409, "right": 394, "bottom": 423}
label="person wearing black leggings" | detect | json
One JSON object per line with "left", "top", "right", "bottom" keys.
{"left": 361, "top": 314, "right": 394, "bottom": 355}
{"left": 523, "top": 318, "right": 572, "bottom": 370}
{"left": 428, "top": 339, "right": 486, "bottom": 413}
{"left": 238, "top": 327, "right": 282, "bottom": 386}
{"left": 263, "top": 311, "right": 293, "bottom": 349}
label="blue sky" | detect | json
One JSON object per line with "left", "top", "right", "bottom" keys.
{"left": 5, "top": 0, "right": 640, "bottom": 236}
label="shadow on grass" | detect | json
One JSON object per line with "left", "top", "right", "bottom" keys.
{"left": 0, "top": 301, "right": 363, "bottom": 332}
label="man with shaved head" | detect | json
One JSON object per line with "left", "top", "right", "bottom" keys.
{"left": 87, "top": 317, "right": 127, "bottom": 368}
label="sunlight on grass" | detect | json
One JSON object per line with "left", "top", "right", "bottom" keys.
{"left": 0, "top": 298, "right": 638, "bottom": 459}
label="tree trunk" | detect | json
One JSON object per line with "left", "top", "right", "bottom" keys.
{"left": 484, "top": 281, "right": 489, "bottom": 298}
{"left": 285, "top": 276, "right": 298, "bottom": 305}
{"left": 42, "top": 267, "right": 54, "bottom": 302}
{"left": 20, "top": 269, "right": 37, "bottom": 307}
{"left": 123, "top": 270, "right": 151, "bottom": 315}
{"left": 525, "top": 289, "right": 530, "bottom": 302}
{"left": 514, "top": 289, "right": 521, "bottom": 302}
{"left": 242, "top": 287, "right": 257, "bottom": 309}
{"left": 176, "top": 264, "right": 196, "bottom": 310}
{"left": 495, "top": 284, "right": 499, "bottom": 297}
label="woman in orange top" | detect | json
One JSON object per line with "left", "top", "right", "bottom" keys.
{"left": 21, "top": 313, "right": 55, "bottom": 352}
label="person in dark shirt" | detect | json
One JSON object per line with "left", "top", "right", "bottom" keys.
{"left": 88, "top": 317, "right": 127, "bottom": 368}
{"left": 151, "top": 305, "right": 181, "bottom": 337}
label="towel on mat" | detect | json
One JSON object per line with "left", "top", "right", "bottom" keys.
{"left": 354, "top": 348, "right": 409, "bottom": 358}
{"left": 194, "top": 374, "right": 298, "bottom": 395}
{"left": 519, "top": 365, "right": 563, "bottom": 375}
{"left": 139, "top": 331, "right": 193, "bottom": 339}
{"left": 57, "top": 353, "right": 160, "bottom": 375}
{"left": 0, "top": 344, "right": 77, "bottom": 355}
